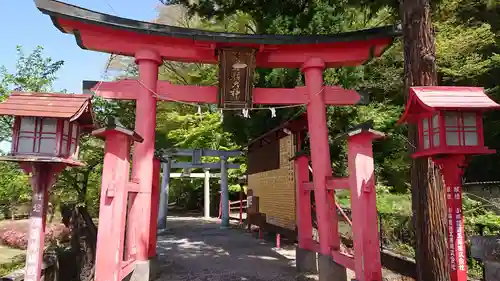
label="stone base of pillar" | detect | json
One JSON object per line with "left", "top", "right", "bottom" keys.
{"left": 220, "top": 218, "right": 229, "bottom": 228}
{"left": 157, "top": 228, "right": 169, "bottom": 236}
{"left": 318, "top": 254, "right": 346, "bottom": 281}
{"left": 157, "top": 222, "right": 166, "bottom": 232}
{"left": 129, "top": 258, "right": 159, "bottom": 281}
{"left": 296, "top": 248, "right": 318, "bottom": 273}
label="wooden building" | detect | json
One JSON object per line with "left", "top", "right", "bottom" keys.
{"left": 245, "top": 115, "right": 308, "bottom": 237}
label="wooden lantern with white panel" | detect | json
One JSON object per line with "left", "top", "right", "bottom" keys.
{"left": 0, "top": 92, "right": 95, "bottom": 166}
{"left": 398, "top": 87, "right": 500, "bottom": 158}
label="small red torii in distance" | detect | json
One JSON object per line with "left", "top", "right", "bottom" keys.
{"left": 83, "top": 79, "right": 367, "bottom": 106}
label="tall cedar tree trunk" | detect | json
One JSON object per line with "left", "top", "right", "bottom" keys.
{"left": 399, "top": 1, "right": 450, "bottom": 281}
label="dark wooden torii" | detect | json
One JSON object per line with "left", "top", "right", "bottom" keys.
{"left": 157, "top": 148, "right": 241, "bottom": 231}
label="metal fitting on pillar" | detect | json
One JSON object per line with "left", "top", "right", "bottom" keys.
{"left": 301, "top": 57, "right": 326, "bottom": 72}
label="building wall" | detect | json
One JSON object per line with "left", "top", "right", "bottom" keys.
{"left": 248, "top": 135, "right": 297, "bottom": 230}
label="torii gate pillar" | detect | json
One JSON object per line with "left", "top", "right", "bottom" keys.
{"left": 302, "top": 57, "right": 344, "bottom": 280}
{"left": 130, "top": 50, "right": 161, "bottom": 275}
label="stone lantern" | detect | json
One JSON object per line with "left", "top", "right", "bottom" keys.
{"left": 0, "top": 92, "right": 95, "bottom": 281}
{"left": 398, "top": 86, "right": 500, "bottom": 281}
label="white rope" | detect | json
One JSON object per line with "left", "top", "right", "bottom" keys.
{"left": 134, "top": 79, "right": 315, "bottom": 114}
{"left": 90, "top": 54, "right": 116, "bottom": 97}
{"left": 96, "top": 78, "right": 329, "bottom": 122}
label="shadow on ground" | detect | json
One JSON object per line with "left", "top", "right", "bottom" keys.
{"left": 155, "top": 216, "right": 317, "bottom": 281}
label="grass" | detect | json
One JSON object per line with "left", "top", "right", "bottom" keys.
{"left": 0, "top": 245, "right": 23, "bottom": 264}
{"left": 335, "top": 189, "right": 412, "bottom": 215}
{"left": 0, "top": 252, "right": 24, "bottom": 277}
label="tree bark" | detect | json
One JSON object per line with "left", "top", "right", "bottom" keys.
{"left": 399, "top": 1, "right": 449, "bottom": 281}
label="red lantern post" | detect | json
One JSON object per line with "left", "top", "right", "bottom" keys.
{"left": 398, "top": 86, "right": 500, "bottom": 281}
{"left": 0, "top": 92, "right": 95, "bottom": 281}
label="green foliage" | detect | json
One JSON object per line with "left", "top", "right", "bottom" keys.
{"left": 0, "top": 46, "right": 65, "bottom": 142}
{"left": 0, "top": 46, "right": 65, "bottom": 212}
{"left": 0, "top": 45, "right": 64, "bottom": 95}
{"left": 0, "top": 255, "right": 24, "bottom": 276}
{"left": 0, "top": 162, "right": 30, "bottom": 217}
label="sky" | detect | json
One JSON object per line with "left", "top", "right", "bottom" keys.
{"left": 0, "top": 0, "right": 160, "bottom": 92}
{"left": 0, "top": 0, "right": 161, "bottom": 151}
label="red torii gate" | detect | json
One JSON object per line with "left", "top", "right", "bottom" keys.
{"left": 35, "top": 1, "right": 400, "bottom": 280}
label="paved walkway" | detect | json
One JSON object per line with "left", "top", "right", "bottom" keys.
{"left": 155, "top": 216, "right": 317, "bottom": 281}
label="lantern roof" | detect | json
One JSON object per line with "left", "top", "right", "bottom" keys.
{"left": 398, "top": 87, "right": 500, "bottom": 124}
{"left": 92, "top": 116, "right": 143, "bottom": 143}
{"left": 35, "top": 0, "right": 401, "bottom": 68}
{"left": 0, "top": 92, "right": 96, "bottom": 131}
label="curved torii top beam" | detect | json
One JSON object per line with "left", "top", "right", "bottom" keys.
{"left": 35, "top": 0, "right": 401, "bottom": 68}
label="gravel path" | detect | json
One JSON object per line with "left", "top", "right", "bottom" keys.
{"left": 154, "top": 216, "right": 317, "bottom": 281}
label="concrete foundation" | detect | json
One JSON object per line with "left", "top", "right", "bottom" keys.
{"left": 296, "top": 247, "right": 318, "bottom": 273}
{"left": 318, "top": 254, "right": 347, "bottom": 281}
{"left": 129, "top": 258, "right": 159, "bottom": 281}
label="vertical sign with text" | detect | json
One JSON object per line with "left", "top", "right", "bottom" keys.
{"left": 24, "top": 184, "right": 48, "bottom": 281}
{"left": 446, "top": 185, "right": 467, "bottom": 281}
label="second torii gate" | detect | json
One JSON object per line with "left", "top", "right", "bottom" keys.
{"left": 157, "top": 148, "right": 241, "bottom": 230}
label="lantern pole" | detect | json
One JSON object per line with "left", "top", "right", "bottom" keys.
{"left": 21, "top": 162, "right": 65, "bottom": 281}
{"left": 433, "top": 155, "right": 468, "bottom": 281}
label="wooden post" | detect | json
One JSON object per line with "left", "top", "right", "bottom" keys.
{"left": 22, "top": 163, "right": 63, "bottom": 281}
{"left": 302, "top": 57, "right": 339, "bottom": 255}
{"left": 149, "top": 158, "right": 161, "bottom": 258}
{"left": 158, "top": 159, "right": 171, "bottom": 231}
{"left": 132, "top": 49, "right": 161, "bottom": 261}
{"left": 204, "top": 169, "right": 210, "bottom": 219}
{"left": 399, "top": 1, "right": 448, "bottom": 281}
{"left": 295, "top": 155, "right": 313, "bottom": 249}
{"left": 347, "top": 130, "right": 383, "bottom": 281}
{"left": 219, "top": 194, "right": 222, "bottom": 219}
{"left": 295, "top": 154, "right": 318, "bottom": 274}
{"left": 94, "top": 130, "right": 135, "bottom": 281}
{"left": 239, "top": 188, "right": 243, "bottom": 225}
{"left": 303, "top": 57, "right": 344, "bottom": 281}
{"left": 220, "top": 155, "right": 229, "bottom": 227}
{"left": 434, "top": 155, "right": 468, "bottom": 281}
